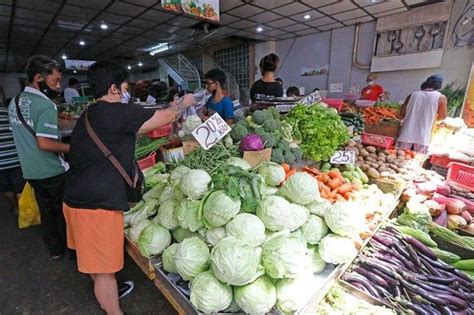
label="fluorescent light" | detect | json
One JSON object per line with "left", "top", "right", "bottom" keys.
{"left": 256, "top": 27, "right": 263, "bottom": 32}
{"left": 100, "top": 22, "right": 108, "bottom": 30}
{"left": 304, "top": 14, "right": 311, "bottom": 20}
{"left": 127, "top": 65, "right": 132, "bottom": 70}
{"left": 61, "top": 54, "right": 67, "bottom": 60}
{"left": 149, "top": 43, "right": 169, "bottom": 55}
{"left": 73, "top": 70, "right": 77, "bottom": 73}
{"left": 79, "top": 40, "right": 85, "bottom": 46}
{"left": 138, "top": 62, "right": 143, "bottom": 67}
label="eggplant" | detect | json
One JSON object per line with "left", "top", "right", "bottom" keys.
{"left": 400, "top": 279, "right": 450, "bottom": 306}
{"left": 441, "top": 306, "right": 455, "bottom": 315}
{"left": 393, "top": 297, "right": 433, "bottom": 315}
{"left": 372, "top": 234, "right": 396, "bottom": 247}
{"left": 353, "top": 266, "right": 390, "bottom": 288}
{"left": 404, "top": 236, "right": 438, "bottom": 260}
{"left": 427, "top": 275, "right": 458, "bottom": 285}
{"left": 394, "top": 242, "right": 412, "bottom": 260}
{"left": 406, "top": 244, "right": 422, "bottom": 268}
{"left": 427, "top": 281, "right": 471, "bottom": 300}
{"left": 351, "top": 282, "right": 370, "bottom": 294}
{"left": 371, "top": 267, "right": 399, "bottom": 285}
{"left": 342, "top": 273, "right": 381, "bottom": 299}
{"left": 376, "top": 246, "right": 418, "bottom": 272}
{"left": 423, "top": 303, "right": 443, "bottom": 315}
{"left": 420, "top": 256, "right": 444, "bottom": 276}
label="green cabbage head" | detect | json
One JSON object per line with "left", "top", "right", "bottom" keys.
{"left": 162, "top": 243, "right": 178, "bottom": 274}
{"left": 190, "top": 271, "right": 232, "bottom": 313}
{"left": 257, "top": 162, "right": 286, "bottom": 186}
{"left": 174, "top": 237, "right": 210, "bottom": 281}
{"left": 211, "top": 237, "right": 265, "bottom": 286}
{"left": 234, "top": 275, "right": 277, "bottom": 314}
{"left": 137, "top": 223, "right": 171, "bottom": 257}
{"left": 257, "top": 195, "right": 309, "bottom": 232}
{"left": 276, "top": 274, "right": 321, "bottom": 313}
{"left": 172, "top": 227, "right": 204, "bottom": 243}
{"left": 206, "top": 227, "right": 227, "bottom": 246}
{"left": 153, "top": 200, "right": 178, "bottom": 230}
{"left": 225, "top": 213, "right": 266, "bottom": 246}
{"left": 176, "top": 199, "right": 204, "bottom": 232}
{"left": 226, "top": 157, "right": 251, "bottom": 170}
{"left": 279, "top": 172, "right": 320, "bottom": 205}
{"left": 180, "top": 169, "right": 211, "bottom": 200}
{"left": 203, "top": 190, "right": 241, "bottom": 228}
{"left": 308, "top": 244, "right": 326, "bottom": 273}
{"left": 318, "top": 233, "right": 357, "bottom": 265}
{"left": 300, "top": 215, "right": 329, "bottom": 244}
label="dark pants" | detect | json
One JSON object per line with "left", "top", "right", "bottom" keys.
{"left": 28, "top": 173, "right": 66, "bottom": 256}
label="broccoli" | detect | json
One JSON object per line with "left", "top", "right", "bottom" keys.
{"left": 272, "top": 130, "right": 282, "bottom": 143}
{"left": 278, "top": 139, "right": 291, "bottom": 153}
{"left": 261, "top": 133, "right": 276, "bottom": 148}
{"left": 291, "top": 146, "right": 303, "bottom": 161}
{"left": 251, "top": 110, "right": 266, "bottom": 125}
{"left": 263, "top": 118, "right": 278, "bottom": 132}
{"left": 271, "top": 148, "right": 285, "bottom": 164}
{"left": 284, "top": 151, "right": 296, "bottom": 164}
{"left": 236, "top": 119, "right": 249, "bottom": 129}
{"left": 230, "top": 124, "right": 248, "bottom": 141}
{"left": 253, "top": 127, "right": 267, "bottom": 137}
{"left": 265, "top": 107, "right": 280, "bottom": 120}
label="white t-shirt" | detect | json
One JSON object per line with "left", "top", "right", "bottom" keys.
{"left": 64, "top": 87, "right": 80, "bottom": 103}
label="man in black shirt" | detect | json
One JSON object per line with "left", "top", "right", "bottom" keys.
{"left": 63, "top": 61, "right": 194, "bottom": 314}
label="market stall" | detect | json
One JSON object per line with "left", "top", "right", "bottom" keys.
{"left": 123, "top": 96, "right": 474, "bottom": 314}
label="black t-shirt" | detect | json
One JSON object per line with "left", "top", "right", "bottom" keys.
{"left": 249, "top": 79, "right": 284, "bottom": 102}
{"left": 64, "top": 101, "right": 155, "bottom": 211}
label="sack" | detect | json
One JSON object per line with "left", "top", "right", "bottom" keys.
{"left": 18, "top": 182, "right": 41, "bottom": 229}
{"left": 127, "top": 162, "right": 145, "bottom": 203}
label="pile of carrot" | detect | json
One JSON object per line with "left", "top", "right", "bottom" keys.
{"left": 281, "top": 163, "right": 359, "bottom": 204}
{"left": 362, "top": 106, "right": 399, "bottom": 124}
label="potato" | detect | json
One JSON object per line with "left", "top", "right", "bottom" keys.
{"left": 382, "top": 149, "right": 392, "bottom": 155}
{"left": 359, "top": 149, "right": 370, "bottom": 157}
{"left": 398, "top": 168, "right": 408, "bottom": 174}
{"left": 377, "top": 156, "right": 386, "bottom": 163}
{"left": 378, "top": 166, "right": 388, "bottom": 172}
{"left": 366, "top": 157, "right": 377, "bottom": 163}
{"left": 366, "top": 146, "right": 377, "bottom": 153}
{"left": 369, "top": 153, "right": 378, "bottom": 159}
{"left": 378, "top": 152, "right": 386, "bottom": 158}
{"left": 396, "top": 150, "right": 405, "bottom": 157}
{"left": 376, "top": 161, "right": 385, "bottom": 167}
{"left": 357, "top": 156, "right": 364, "bottom": 162}
{"left": 360, "top": 164, "right": 370, "bottom": 171}
{"left": 356, "top": 143, "right": 364, "bottom": 150}
{"left": 367, "top": 167, "right": 380, "bottom": 179}
{"left": 347, "top": 140, "right": 357, "bottom": 147}
{"left": 389, "top": 164, "right": 400, "bottom": 172}
{"left": 386, "top": 155, "right": 396, "bottom": 163}
{"left": 368, "top": 162, "right": 380, "bottom": 168}
{"left": 345, "top": 146, "right": 359, "bottom": 156}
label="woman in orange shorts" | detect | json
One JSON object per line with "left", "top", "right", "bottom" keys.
{"left": 63, "top": 61, "right": 194, "bottom": 314}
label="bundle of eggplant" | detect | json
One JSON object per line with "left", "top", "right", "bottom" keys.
{"left": 343, "top": 226, "right": 474, "bottom": 314}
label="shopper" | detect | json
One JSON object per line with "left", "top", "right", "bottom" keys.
{"left": 63, "top": 61, "right": 195, "bottom": 315}
{"left": 8, "top": 55, "right": 70, "bottom": 259}
{"left": 203, "top": 68, "right": 235, "bottom": 124}
{"left": 275, "top": 77, "right": 283, "bottom": 86}
{"left": 64, "top": 78, "right": 80, "bottom": 103}
{"left": 0, "top": 101, "right": 25, "bottom": 216}
{"left": 250, "top": 53, "right": 284, "bottom": 102}
{"left": 286, "top": 86, "right": 300, "bottom": 97}
{"left": 396, "top": 75, "right": 448, "bottom": 154}
{"left": 361, "top": 73, "right": 384, "bottom": 101}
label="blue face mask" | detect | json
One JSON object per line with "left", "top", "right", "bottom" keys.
{"left": 121, "top": 92, "right": 131, "bottom": 103}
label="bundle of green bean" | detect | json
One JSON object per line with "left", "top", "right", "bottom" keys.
{"left": 135, "top": 137, "right": 169, "bottom": 160}
{"left": 172, "top": 143, "right": 239, "bottom": 175}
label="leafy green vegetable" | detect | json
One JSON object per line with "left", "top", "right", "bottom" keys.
{"left": 225, "top": 213, "right": 266, "bottom": 246}
{"left": 202, "top": 190, "right": 241, "bottom": 228}
{"left": 175, "top": 199, "right": 204, "bottom": 232}
{"left": 318, "top": 233, "right": 357, "bottom": 264}
{"left": 137, "top": 222, "right": 171, "bottom": 257}
{"left": 257, "top": 195, "right": 309, "bottom": 232}
{"left": 279, "top": 172, "right": 321, "bottom": 206}
{"left": 190, "top": 271, "right": 233, "bottom": 313}
{"left": 300, "top": 215, "right": 329, "bottom": 244}
{"left": 234, "top": 276, "right": 276, "bottom": 314}
{"left": 162, "top": 243, "right": 179, "bottom": 273}
{"left": 285, "top": 104, "right": 349, "bottom": 161}
{"left": 174, "top": 237, "right": 210, "bottom": 281}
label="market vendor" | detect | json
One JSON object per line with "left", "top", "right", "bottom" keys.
{"left": 203, "top": 68, "right": 235, "bottom": 125}
{"left": 63, "top": 61, "right": 195, "bottom": 315}
{"left": 360, "top": 73, "right": 384, "bottom": 101}
{"left": 250, "top": 53, "right": 284, "bottom": 102}
{"left": 396, "top": 75, "right": 447, "bottom": 154}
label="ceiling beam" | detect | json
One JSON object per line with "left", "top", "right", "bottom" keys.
{"left": 3, "top": 0, "right": 16, "bottom": 72}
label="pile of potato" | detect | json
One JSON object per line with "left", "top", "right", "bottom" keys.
{"left": 344, "top": 140, "right": 411, "bottom": 179}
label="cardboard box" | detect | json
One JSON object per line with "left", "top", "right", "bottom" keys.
{"left": 182, "top": 140, "right": 200, "bottom": 156}
{"left": 159, "top": 146, "right": 184, "bottom": 163}
{"left": 243, "top": 148, "right": 272, "bottom": 167}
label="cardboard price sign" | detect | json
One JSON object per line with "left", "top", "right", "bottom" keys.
{"left": 300, "top": 91, "right": 322, "bottom": 106}
{"left": 192, "top": 113, "right": 231, "bottom": 150}
{"left": 330, "top": 150, "right": 355, "bottom": 164}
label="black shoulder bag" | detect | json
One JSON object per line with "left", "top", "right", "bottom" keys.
{"left": 84, "top": 110, "right": 144, "bottom": 203}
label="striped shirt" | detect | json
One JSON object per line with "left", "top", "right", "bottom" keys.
{"left": 0, "top": 105, "right": 21, "bottom": 170}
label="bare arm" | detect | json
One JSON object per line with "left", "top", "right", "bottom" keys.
{"left": 138, "top": 94, "right": 195, "bottom": 134}
{"left": 37, "top": 137, "right": 70, "bottom": 153}
{"left": 400, "top": 94, "right": 411, "bottom": 119}
{"left": 225, "top": 118, "right": 234, "bottom": 126}
{"left": 437, "top": 94, "right": 448, "bottom": 121}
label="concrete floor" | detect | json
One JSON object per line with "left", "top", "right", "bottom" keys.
{"left": 0, "top": 194, "right": 176, "bottom": 314}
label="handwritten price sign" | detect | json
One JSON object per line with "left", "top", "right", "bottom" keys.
{"left": 192, "top": 113, "right": 231, "bottom": 150}
{"left": 330, "top": 150, "right": 356, "bottom": 164}
{"left": 300, "top": 91, "right": 322, "bottom": 107}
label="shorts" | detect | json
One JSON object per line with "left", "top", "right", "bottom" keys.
{"left": 63, "top": 203, "right": 124, "bottom": 274}
{"left": 395, "top": 141, "right": 429, "bottom": 154}
{"left": 0, "top": 166, "right": 25, "bottom": 193}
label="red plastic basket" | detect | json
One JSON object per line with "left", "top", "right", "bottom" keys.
{"left": 430, "top": 155, "right": 461, "bottom": 168}
{"left": 148, "top": 124, "right": 172, "bottom": 138}
{"left": 137, "top": 152, "right": 156, "bottom": 170}
{"left": 322, "top": 98, "right": 343, "bottom": 111}
{"left": 361, "top": 132, "right": 394, "bottom": 149}
{"left": 447, "top": 162, "right": 474, "bottom": 191}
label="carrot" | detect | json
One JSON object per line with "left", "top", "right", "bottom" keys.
{"left": 336, "top": 194, "right": 346, "bottom": 202}
{"left": 327, "top": 170, "right": 341, "bottom": 179}
{"left": 282, "top": 163, "right": 290, "bottom": 173}
{"left": 285, "top": 169, "right": 296, "bottom": 179}
{"left": 337, "top": 183, "right": 352, "bottom": 194}
{"left": 322, "top": 185, "right": 331, "bottom": 195}
{"left": 342, "top": 191, "right": 352, "bottom": 200}
{"left": 302, "top": 166, "right": 319, "bottom": 176}
{"left": 327, "top": 177, "right": 342, "bottom": 190}
{"left": 320, "top": 189, "right": 328, "bottom": 199}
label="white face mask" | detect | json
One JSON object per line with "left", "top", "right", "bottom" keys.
{"left": 121, "top": 91, "right": 131, "bottom": 103}
{"left": 367, "top": 80, "right": 374, "bottom": 86}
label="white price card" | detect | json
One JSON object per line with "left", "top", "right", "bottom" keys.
{"left": 330, "top": 150, "right": 356, "bottom": 164}
{"left": 192, "top": 113, "right": 231, "bottom": 150}
{"left": 300, "top": 91, "right": 322, "bottom": 107}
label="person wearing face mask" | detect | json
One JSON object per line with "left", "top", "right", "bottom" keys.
{"left": 120, "top": 81, "right": 131, "bottom": 104}
{"left": 63, "top": 61, "right": 195, "bottom": 314}
{"left": 361, "top": 73, "right": 384, "bottom": 102}
{"left": 8, "top": 55, "right": 70, "bottom": 260}
{"left": 203, "top": 68, "right": 235, "bottom": 125}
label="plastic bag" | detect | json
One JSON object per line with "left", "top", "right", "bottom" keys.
{"left": 18, "top": 182, "right": 41, "bottom": 229}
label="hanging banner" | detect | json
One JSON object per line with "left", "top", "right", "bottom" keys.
{"left": 161, "top": 0, "right": 219, "bottom": 22}
{"left": 461, "top": 63, "right": 474, "bottom": 128}
{"left": 64, "top": 60, "right": 95, "bottom": 71}
{"left": 301, "top": 65, "right": 329, "bottom": 77}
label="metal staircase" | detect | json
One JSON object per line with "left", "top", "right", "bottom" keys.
{"left": 158, "top": 53, "right": 202, "bottom": 92}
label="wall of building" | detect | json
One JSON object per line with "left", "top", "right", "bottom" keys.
{"left": 259, "top": 0, "right": 472, "bottom": 102}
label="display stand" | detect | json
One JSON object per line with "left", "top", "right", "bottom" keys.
{"left": 124, "top": 235, "right": 158, "bottom": 280}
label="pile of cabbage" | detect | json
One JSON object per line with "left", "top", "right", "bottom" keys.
{"left": 125, "top": 160, "right": 370, "bottom": 314}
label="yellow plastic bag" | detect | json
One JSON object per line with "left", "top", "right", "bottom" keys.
{"left": 18, "top": 182, "right": 41, "bottom": 229}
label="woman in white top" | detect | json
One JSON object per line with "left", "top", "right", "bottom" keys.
{"left": 396, "top": 75, "right": 447, "bottom": 154}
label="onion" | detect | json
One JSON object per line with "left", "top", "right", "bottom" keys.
{"left": 448, "top": 214, "right": 467, "bottom": 230}
{"left": 449, "top": 195, "right": 474, "bottom": 214}
{"left": 446, "top": 199, "right": 466, "bottom": 215}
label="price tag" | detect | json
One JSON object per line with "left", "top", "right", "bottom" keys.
{"left": 300, "top": 91, "right": 322, "bottom": 106}
{"left": 192, "top": 113, "right": 231, "bottom": 150}
{"left": 330, "top": 150, "right": 356, "bottom": 164}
